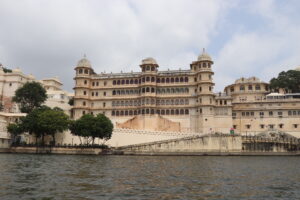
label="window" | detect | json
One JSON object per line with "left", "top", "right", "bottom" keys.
{"left": 288, "top": 111, "right": 292, "bottom": 116}
{"left": 104, "top": 92, "right": 106, "bottom": 96}
{"left": 294, "top": 124, "right": 298, "bottom": 128}
{"left": 248, "top": 85, "right": 252, "bottom": 90}
{"left": 279, "top": 124, "right": 284, "bottom": 129}
{"left": 230, "top": 87, "right": 234, "bottom": 92}
{"left": 84, "top": 80, "right": 87, "bottom": 85}
{"left": 269, "top": 111, "right": 273, "bottom": 116}
{"left": 240, "top": 85, "right": 245, "bottom": 91}
{"left": 83, "top": 91, "right": 87, "bottom": 95}
{"left": 246, "top": 125, "right": 251, "bottom": 129}
{"left": 259, "top": 112, "right": 264, "bottom": 117}
{"left": 255, "top": 85, "right": 261, "bottom": 90}
{"left": 269, "top": 124, "right": 274, "bottom": 129}
{"left": 278, "top": 111, "right": 283, "bottom": 116}
{"left": 103, "top": 102, "right": 106, "bottom": 107}
{"left": 260, "top": 124, "right": 265, "bottom": 129}
{"left": 233, "top": 125, "right": 237, "bottom": 129}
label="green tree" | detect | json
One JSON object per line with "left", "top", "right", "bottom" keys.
{"left": 269, "top": 70, "right": 300, "bottom": 93}
{"left": 13, "top": 82, "right": 47, "bottom": 113}
{"left": 69, "top": 114, "right": 113, "bottom": 145}
{"left": 37, "top": 108, "right": 70, "bottom": 145}
{"left": 7, "top": 122, "right": 24, "bottom": 144}
{"left": 92, "top": 114, "right": 113, "bottom": 144}
{"left": 20, "top": 106, "right": 69, "bottom": 145}
{"left": 68, "top": 97, "right": 74, "bottom": 106}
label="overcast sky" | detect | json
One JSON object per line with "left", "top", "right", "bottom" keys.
{"left": 0, "top": 0, "right": 300, "bottom": 92}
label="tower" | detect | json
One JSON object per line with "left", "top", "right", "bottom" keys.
{"left": 73, "top": 55, "right": 93, "bottom": 119}
{"left": 190, "top": 49, "right": 215, "bottom": 133}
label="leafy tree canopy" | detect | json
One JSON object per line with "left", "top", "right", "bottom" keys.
{"left": 13, "top": 81, "right": 47, "bottom": 113}
{"left": 70, "top": 114, "right": 113, "bottom": 144}
{"left": 3, "top": 67, "right": 12, "bottom": 73}
{"left": 19, "top": 106, "right": 69, "bottom": 145}
{"left": 269, "top": 70, "right": 300, "bottom": 93}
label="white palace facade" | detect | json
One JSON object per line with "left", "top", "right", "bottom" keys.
{"left": 73, "top": 51, "right": 300, "bottom": 137}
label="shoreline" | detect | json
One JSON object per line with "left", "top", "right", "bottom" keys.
{"left": 1, "top": 147, "right": 300, "bottom": 156}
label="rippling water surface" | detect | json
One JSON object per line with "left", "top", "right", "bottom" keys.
{"left": 0, "top": 154, "right": 299, "bottom": 200}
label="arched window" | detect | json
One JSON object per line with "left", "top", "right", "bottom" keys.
{"left": 84, "top": 69, "right": 88, "bottom": 74}
{"left": 161, "top": 78, "right": 165, "bottom": 83}
{"left": 146, "top": 77, "right": 150, "bottom": 82}
{"left": 120, "top": 111, "right": 124, "bottom": 116}
{"left": 125, "top": 111, "right": 128, "bottom": 116}
{"left": 151, "top": 66, "right": 155, "bottom": 71}
{"left": 157, "top": 78, "right": 160, "bottom": 83}
{"left": 126, "top": 80, "right": 129, "bottom": 84}
{"left": 203, "top": 63, "right": 207, "bottom": 68}
{"left": 175, "top": 77, "right": 179, "bottom": 82}
{"left": 121, "top": 80, "right": 125, "bottom": 85}
{"left": 151, "top": 109, "right": 154, "bottom": 114}
{"left": 112, "top": 111, "right": 115, "bottom": 116}
{"left": 146, "top": 109, "right": 150, "bottom": 114}
{"left": 134, "top": 110, "right": 137, "bottom": 115}
{"left": 157, "top": 110, "right": 160, "bottom": 115}
{"left": 82, "top": 101, "right": 86, "bottom": 106}
{"left": 142, "top": 77, "right": 145, "bottom": 82}
{"left": 130, "top": 79, "right": 133, "bottom": 84}
{"left": 142, "top": 88, "right": 145, "bottom": 93}
{"left": 113, "top": 80, "right": 116, "bottom": 85}
{"left": 146, "top": 66, "right": 150, "bottom": 71}
{"left": 166, "top": 78, "right": 169, "bottom": 83}
{"left": 146, "top": 87, "right": 150, "bottom": 92}
{"left": 180, "top": 77, "right": 184, "bottom": 82}
{"left": 151, "top": 77, "right": 155, "bottom": 82}
{"left": 129, "top": 110, "right": 133, "bottom": 115}
{"left": 161, "top": 110, "right": 165, "bottom": 115}
{"left": 135, "top": 79, "right": 138, "bottom": 84}
{"left": 166, "top": 110, "right": 170, "bottom": 115}
{"left": 185, "top": 77, "right": 188, "bottom": 82}
{"left": 116, "top": 111, "right": 119, "bottom": 116}
{"left": 171, "top": 110, "right": 174, "bottom": 115}
{"left": 117, "top": 80, "right": 120, "bottom": 85}
{"left": 79, "top": 69, "right": 83, "bottom": 74}
{"left": 151, "top": 88, "right": 155, "bottom": 93}
{"left": 175, "top": 109, "right": 179, "bottom": 115}
{"left": 180, "top": 109, "right": 184, "bottom": 115}
{"left": 171, "top": 78, "right": 174, "bottom": 83}
{"left": 185, "top": 109, "right": 189, "bottom": 115}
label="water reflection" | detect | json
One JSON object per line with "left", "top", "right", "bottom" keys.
{"left": 0, "top": 154, "right": 299, "bottom": 200}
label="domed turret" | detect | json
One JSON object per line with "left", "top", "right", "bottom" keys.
{"left": 77, "top": 55, "right": 91, "bottom": 68}
{"left": 140, "top": 57, "right": 159, "bottom": 73}
{"left": 197, "top": 48, "right": 212, "bottom": 62}
{"left": 141, "top": 57, "right": 157, "bottom": 65}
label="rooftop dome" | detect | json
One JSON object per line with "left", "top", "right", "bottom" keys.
{"left": 77, "top": 55, "right": 91, "bottom": 68}
{"left": 141, "top": 57, "right": 157, "bottom": 65}
{"left": 197, "top": 48, "right": 212, "bottom": 62}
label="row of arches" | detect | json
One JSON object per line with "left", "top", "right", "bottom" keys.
{"left": 111, "top": 109, "right": 190, "bottom": 116}
{"left": 112, "top": 87, "right": 190, "bottom": 96}
{"left": 112, "top": 76, "right": 189, "bottom": 85}
{"left": 112, "top": 98, "right": 190, "bottom": 107}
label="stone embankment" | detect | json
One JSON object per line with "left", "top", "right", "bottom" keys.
{"left": 6, "top": 147, "right": 105, "bottom": 155}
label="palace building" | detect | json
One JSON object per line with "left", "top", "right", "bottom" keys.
{"left": 73, "top": 51, "right": 300, "bottom": 136}
{"left": 73, "top": 50, "right": 233, "bottom": 133}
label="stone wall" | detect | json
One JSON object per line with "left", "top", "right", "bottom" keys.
{"left": 119, "top": 135, "right": 243, "bottom": 154}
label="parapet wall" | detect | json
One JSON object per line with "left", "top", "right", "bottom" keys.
{"left": 118, "top": 135, "right": 243, "bottom": 154}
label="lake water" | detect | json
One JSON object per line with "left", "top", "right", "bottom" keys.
{"left": 0, "top": 154, "right": 299, "bottom": 200}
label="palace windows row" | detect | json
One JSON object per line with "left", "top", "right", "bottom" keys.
{"left": 112, "top": 87, "right": 189, "bottom": 95}
{"left": 112, "top": 98, "right": 189, "bottom": 107}
{"left": 112, "top": 76, "right": 189, "bottom": 85}
{"left": 111, "top": 109, "right": 189, "bottom": 116}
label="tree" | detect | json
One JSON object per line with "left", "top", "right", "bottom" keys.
{"left": 7, "top": 122, "right": 24, "bottom": 144}
{"left": 13, "top": 82, "right": 47, "bottom": 113}
{"left": 68, "top": 97, "right": 74, "bottom": 106}
{"left": 269, "top": 70, "right": 300, "bottom": 93}
{"left": 37, "top": 108, "right": 69, "bottom": 145}
{"left": 69, "top": 114, "right": 113, "bottom": 145}
{"left": 20, "top": 106, "right": 69, "bottom": 145}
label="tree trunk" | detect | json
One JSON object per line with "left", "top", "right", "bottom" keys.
{"left": 52, "top": 134, "right": 56, "bottom": 146}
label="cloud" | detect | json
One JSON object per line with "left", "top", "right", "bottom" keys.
{"left": 0, "top": 0, "right": 299, "bottom": 93}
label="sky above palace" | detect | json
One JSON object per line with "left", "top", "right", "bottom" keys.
{"left": 0, "top": 0, "right": 300, "bottom": 92}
